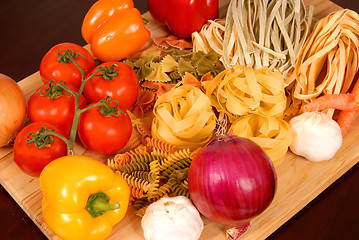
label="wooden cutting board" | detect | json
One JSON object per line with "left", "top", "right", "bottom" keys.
{"left": 1, "top": 0, "right": 357, "bottom": 239}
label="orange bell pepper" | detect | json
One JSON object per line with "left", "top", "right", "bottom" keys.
{"left": 82, "top": 0, "right": 150, "bottom": 62}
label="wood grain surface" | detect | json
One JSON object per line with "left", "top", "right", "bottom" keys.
{"left": 0, "top": 0, "right": 359, "bottom": 240}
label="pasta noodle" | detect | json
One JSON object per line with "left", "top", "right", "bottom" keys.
{"left": 230, "top": 114, "right": 292, "bottom": 166}
{"left": 192, "top": 0, "right": 314, "bottom": 78}
{"left": 119, "top": 172, "right": 151, "bottom": 192}
{"left": 129, "top": 185, "right": 147, "bottom": 199}
{"left": 160, "top": 148, "right": 191, "bottom": 171}
{"left": 202, "top": 65, "right": 287, "bottom": 123}
{"left": 152, "top": 84, "right": 217, "bottom": 150}
{"left": 111, "top": 131, "right": 194, "bottom": 216}
{"left": 285, "top": 9, "right": 359, "bottom": 118}
{"left": 143, "top": 136, "right": 176, "bottom": 153}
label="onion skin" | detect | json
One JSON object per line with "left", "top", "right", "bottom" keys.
{"left": 188, "top": 135, "right": 277, "bottom": 229}
{"left": 0, "top": 74, "right": 26, "bottom": 147}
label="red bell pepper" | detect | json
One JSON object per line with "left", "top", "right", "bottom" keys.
{"left": 147, "top": 0, "right": 219, "bottom": 39}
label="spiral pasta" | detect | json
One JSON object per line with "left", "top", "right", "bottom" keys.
{"left": 143, "top": 136, "right": 176, "bottom": 154}
{"left": 121, "top": 162, "right": 150, "bottom": 174}
{"left": 107, "top": 158, "right": 122, "bottom": 172}
{"left": 160, "top": 148, "right": 191, "bottom": 171}
{"left": 112, "top": 126, "right": 195, "bottom": 216}
{"left": 129, "top": 185, "right": 147, "bottom": 199}
{"left": 148, "top": 182, "right": 174, "bottom": 201}
{"left": 131, "top": 171, "right": 157, "bottom": 183}
{"left": 119, "top": 172, "right": 150, "bottom": 192}
{"left": 111, "top": 144, "right": 148, "bottom": 168}
{"left": 161, "top": 157, "right": 192, "bottom": 179}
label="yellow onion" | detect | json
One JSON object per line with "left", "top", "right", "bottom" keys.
{"left": 0, "top": 73, "right": 27, "bottom": 147}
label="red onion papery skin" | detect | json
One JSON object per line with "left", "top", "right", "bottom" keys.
{"left": 188, "top": 135, "right": 277, "bottom": 231}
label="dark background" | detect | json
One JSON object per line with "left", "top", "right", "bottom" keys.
{"left": 0, "top": 0, "right": 358, "bottom": 239}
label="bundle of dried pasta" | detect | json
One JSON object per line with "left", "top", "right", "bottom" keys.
{"left": 107, "top": 136, "right": 193, "bottom": 217}
{"left": 202, "top": 65, "right": 287, "bottom": 123}
{"left": 192, "top": 0, "right": 314, "bottom": 78}
{"left": 285, "top": 9, "right": 359, "bottom": 119}
{"left": 230, "top": 114, "right": 292, "bottom": 166}
{"left": 152, "top": 84, "right": 216, "bottom": 151}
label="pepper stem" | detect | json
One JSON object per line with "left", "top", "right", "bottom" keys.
{"left": 86, "top": 192, "right": 120, "bottom": 218}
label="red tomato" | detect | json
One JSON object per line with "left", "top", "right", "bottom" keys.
{"left": 27, "top": 83, "right": 87, "bottom": 135}
{"left": 77, "top": 103, "right": 132, "bottom": 155}
{"left": 13, "top": 121, "right": 68, "bottom": 177}
{"left": 83, "top": 62, "right": 139, "bottom": 110}
{"left": 40, "top": 42, "right": 96, "bottom": 89}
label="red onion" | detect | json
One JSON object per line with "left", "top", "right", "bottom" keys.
{"left": 188, "top": 135, "right": 277, "bottom": 234}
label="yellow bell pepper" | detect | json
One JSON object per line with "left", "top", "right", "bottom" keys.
{"left": 40, "top": 155, "right": 130, "bottom": 240}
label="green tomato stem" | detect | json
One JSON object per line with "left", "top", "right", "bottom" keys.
{"left": 64, "top": 53, "right": 102, "bottom": 153}
{"left": 27, "top": 127, "right": 71, "bottom": 154}
{"left": 46, "top": 131, "right": 72, "bottom": 154}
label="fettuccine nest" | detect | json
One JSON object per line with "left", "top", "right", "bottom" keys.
{"left": 151, "top": 84, "right": 216, "bottom": 151}
{"left": 192, "top": 0, "right": 314, "bottom": 79}
{"left": 285, "top": 9, "right": 359, "bottom": 118}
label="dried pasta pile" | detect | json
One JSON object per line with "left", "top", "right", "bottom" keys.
{"left": 192, "top": 0, "right": 314, "bottom": 78}
{"left": 201, "top": 65, "right": 291, "bottom": 165}
{"left": 152, "top": 84, "right": 217, "bottom": 151}
{"left": 285, "top": 9, "right": 359, "bottom": 118}
{"left": 230, "top": 115, "right": 292, "bottom": 165}
{"left": 107, "top": 136, "right": 193, "bottom": 217}
{"left": 202, "top": 65, "right": 287, "bottom": 122}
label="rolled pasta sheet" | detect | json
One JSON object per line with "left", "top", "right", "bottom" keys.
{"left": 151, "top": 84, "right": 216, "bottom": 151}
{"left": 230, "top": 114, "right": 293, "bottom": 166}
{"left": 202, "top": 65, "right": 287, "bottom": 123}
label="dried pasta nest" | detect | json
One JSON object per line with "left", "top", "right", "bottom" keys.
{"left": 285, "top": 9, "right": 359, "bottom": 119}
{"left": 151, "top": 84, "right": 217, "bottom": 151}
{"left": 202, "top": 65, "right": 287, "bottom": 123}
{"left": 192, "top": 0, "right": 314, "bottom": 79}
{"left": 230, "top": 114, "right": 292, "bottom": 166}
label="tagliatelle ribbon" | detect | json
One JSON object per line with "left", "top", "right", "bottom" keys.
{"left": 192, "top": 0, "right": 313, "bottom": 79}
{"left": 230, "top": 114, "right": 292, "bottom": 166}
{"left": 202, "top": 65, "right": 287, "bottom": 123}
{"left": 151, "top": 84, "right": 216, "bottom": 151}
{"left": 285, "top": 9, "right": 359, "bottom": 119}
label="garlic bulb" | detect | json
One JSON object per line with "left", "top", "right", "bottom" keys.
{"left": 141, "top": 196, "right": 204, "bottom": 240}
{"left": 289, "top": 112, "right": 342, "bottom": 162}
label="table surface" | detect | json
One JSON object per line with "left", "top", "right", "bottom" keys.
{"left": 0, "top": 1, "right": 358, "bottom": 240}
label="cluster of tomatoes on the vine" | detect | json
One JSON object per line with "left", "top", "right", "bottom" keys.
{"left": 13, "top": 42, "right": 139, "bottom": 177}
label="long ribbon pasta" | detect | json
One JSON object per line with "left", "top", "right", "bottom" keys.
{"left": 192, "top": 0, "right": 313, "bottom": 78}
{"left": 152, "top": 84, "right": 216, "bottom": 151}
{"left": 202, "top": 65, "right": 287, "bottom": 123}
{"left": 286, "top": 9, "right": 359, "bottom": 118}
{"left": 230, "top": 114, "right": 292, "bottom": 166}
